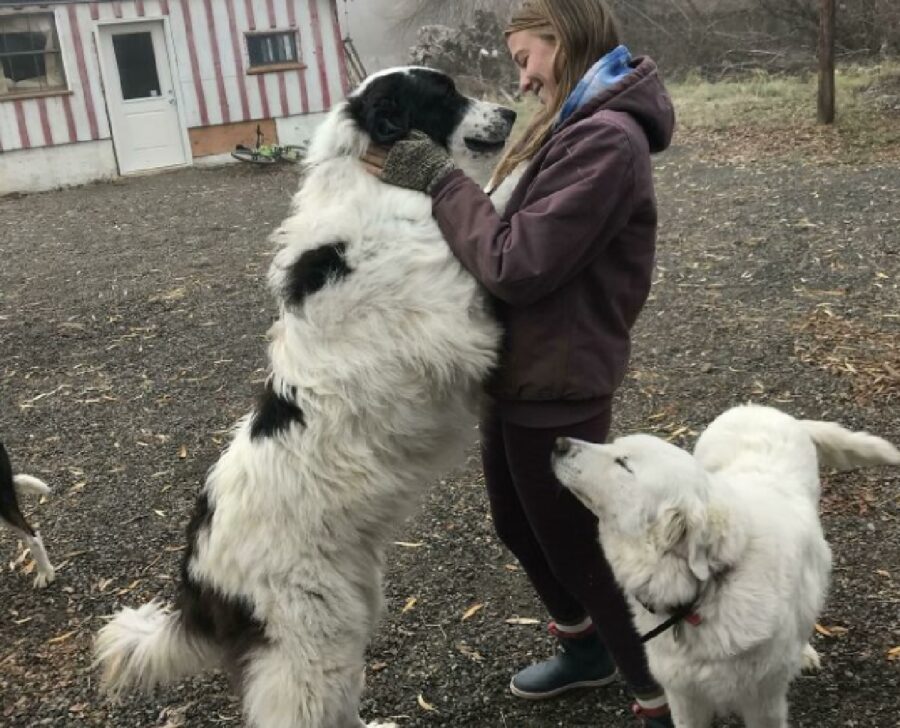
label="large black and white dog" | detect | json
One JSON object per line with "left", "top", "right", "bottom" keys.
{"left": 95, "top": 69, "right": 513, "bottom": 727}
{"left": 1, "top": 441, "right": 54, "bottom": 588}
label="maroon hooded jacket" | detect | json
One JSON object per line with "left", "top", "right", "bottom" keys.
{"left": 430, "top": 57, "right": 675, "bottom": 426}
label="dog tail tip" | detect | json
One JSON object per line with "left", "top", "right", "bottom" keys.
{"left": 13, "top": 474, "right": 53, "bottom": 496}
{"left": 802, "top": 420, "right": 900, "bottom": 471}
{"left": 94, "top": 600, "right": 215, "bottom": 697}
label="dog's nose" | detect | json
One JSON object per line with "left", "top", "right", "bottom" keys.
{"left": 553, "top": 437, "right": 571, "bottom": 456}
{"left": 499, "top": 107, "right": 517, "bottom": 125}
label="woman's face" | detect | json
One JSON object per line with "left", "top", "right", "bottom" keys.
{"left": 507, "top": 30, "right": 559, "bottom": 106}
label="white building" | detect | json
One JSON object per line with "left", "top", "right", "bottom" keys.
{"left": 0, "top": 0, "right": 353, "bottom": 194}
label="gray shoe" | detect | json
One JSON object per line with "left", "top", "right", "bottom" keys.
{"left": 510, "top": 627, "right": 618, "bottom": 700}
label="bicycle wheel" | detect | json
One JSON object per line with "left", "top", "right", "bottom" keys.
{"left": 231, "top": 147, "right": 276, "bottom": 165}
{"left": 277, "top": 144, "right": 307, "bottom": 163}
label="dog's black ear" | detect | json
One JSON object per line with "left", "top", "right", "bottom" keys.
{"left": 367, "top": 96, "right": 410, "bottom": 145}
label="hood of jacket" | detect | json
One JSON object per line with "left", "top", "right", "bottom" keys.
{"left": 554, "top": 55, "right": 675, "bottom": 154}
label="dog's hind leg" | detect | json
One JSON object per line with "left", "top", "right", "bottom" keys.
{"left": 738, "top": 686, "right": 788, "bottom": 728}
{"left": 242, "top": 642, "right": 368, "bottom": 728}
{"left": 8, "top": 526, "right": 55, "bottom": 588}
{"left": 801, "top": 642, "right": 821, "bottom": 673}
{"left": 25, "top": 531, "right": 55, "bottom": 588}
{"left": 667, "top": 689, "right": 714, "bottom": 728}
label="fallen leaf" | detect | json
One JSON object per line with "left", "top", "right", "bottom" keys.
{"left": 402, "top": 597, "right": 417, "bottom": 613}
{"left": 417, "top": 694, "right": 436, "bottom": 712}
{"left": 875, "top": 569, "right": 891, "bottom": 578}
{"left": 48, "top": 629, "right": 78, "bottom": 644}
{"left": 393, "top": 541, "right": 425, "bottom": 549}
{"left": 505, "top": 617, "right": 541, "bottom": 626}
{"left": 370, "top": 661, "right": 388, "bottom": 672}
{"left": 461, "top": 603, "right": 483, "bottom": 621}
{"left": 815, "top": 623, "right": 849, "bottom": 638}
{"left": 457, "top": 643, "right": 484, "bottom": 663}
{"left": 153, "top": 509, "right": 166, "bottom": 518}
{"left": 178, "top": 444, "right": 188, "bottom": 459}
{"left": 887, "top": 646, "right": 900, "bottom": 661}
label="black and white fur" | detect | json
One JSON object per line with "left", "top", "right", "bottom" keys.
{"left": 94, "top": 68, "right": 513, "bottom": 728}
{"left": 1, "top": 441, "right": 54, "bottom": 588}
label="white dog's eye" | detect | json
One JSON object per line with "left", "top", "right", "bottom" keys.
{"left": 614, "top": 456, "right": 633, "bottom": 474}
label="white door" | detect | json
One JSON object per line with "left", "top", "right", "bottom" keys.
{"left": 98, "top": 21, "right": 189, "bottom": 174}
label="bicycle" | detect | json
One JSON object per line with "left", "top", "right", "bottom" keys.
{"left": 232, "top": 124, "right": 307, "bottom": 165}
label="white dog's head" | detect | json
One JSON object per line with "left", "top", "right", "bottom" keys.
{"left": 552, "top": 435, "right": 730, "bottom": 613}
{"left": 307, "top": 67, "right": 516, "bottom": 178}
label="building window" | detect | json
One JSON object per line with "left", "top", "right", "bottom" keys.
{"left": 0, "top": 13, "right": 67, "bottom": 98}
{"left": 113, "top": 32, "right": 161, "bottom": 100}
{"left": 246, "top": 31, "right": 300, "bottom": 71}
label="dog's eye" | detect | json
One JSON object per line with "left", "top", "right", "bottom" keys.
{"left": 614, "top": 457, "right": 634, "bottom": 474}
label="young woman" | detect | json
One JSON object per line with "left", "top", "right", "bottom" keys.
{"left": 366, "top": 1, "right": 675, "bottom": 724}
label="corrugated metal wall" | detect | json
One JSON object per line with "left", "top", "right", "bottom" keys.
{"left": 0, "top": 0, "right": 349, "bottom": 152}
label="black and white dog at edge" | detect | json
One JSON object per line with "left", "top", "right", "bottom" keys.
{"left": 94, "top": 68, "right": 515, "bottom": 728}
{"left": 1, "top": 441, "right": 55, "bottom": 588}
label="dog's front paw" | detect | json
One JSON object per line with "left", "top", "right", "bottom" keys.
{"left": 33, "top": 568, "right": 56, "bottom": 589}
{"left": 801, "top": 643, "right": 822, "bottom": 673}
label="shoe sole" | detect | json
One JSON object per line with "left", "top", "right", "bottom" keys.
{"left": 509, "top": 671, "right": 618, "bottom": 701}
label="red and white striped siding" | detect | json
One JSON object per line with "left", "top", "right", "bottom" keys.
{"left": 0, "top": 0, "right": 348, "bottom": 153}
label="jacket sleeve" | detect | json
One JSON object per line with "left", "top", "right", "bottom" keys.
{"left": 431, "top": 121, "right": 636, "bottom": 306}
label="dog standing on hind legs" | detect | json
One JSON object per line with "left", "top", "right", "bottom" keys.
{"left": 1, "top": 441, "right": 55, "bottom": 588}
{"left": 93, "top": 67, "right": 512, "bottom": 728}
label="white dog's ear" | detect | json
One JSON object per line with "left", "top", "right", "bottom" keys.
{"left": 686, "top": 526, "right": 711, "bottom": 582}
{"left": 656, "top": 506, "right": 712, "bottom": 582}
{"left": 656, "top": 507, "right": 687, "bottom": 550}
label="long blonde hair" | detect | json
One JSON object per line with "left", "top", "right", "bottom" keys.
{"left": 490, "top": 0, "right": 621, "bottom": 190}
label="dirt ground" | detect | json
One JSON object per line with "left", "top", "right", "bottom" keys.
{"left": 1, "top": 142, "right": 898, "bottom": 727}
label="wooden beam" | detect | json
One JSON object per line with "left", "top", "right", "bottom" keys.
{"left": 818, "top": 0, "right": 836, "bottom": 124}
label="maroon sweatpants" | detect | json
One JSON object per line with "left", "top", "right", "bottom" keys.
{"left": 481, "top": 407, "right": 657, "bottom": 691}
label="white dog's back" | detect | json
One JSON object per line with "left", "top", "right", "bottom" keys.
{"left": 694, "top": 404, "right": 899, "bottom": 504}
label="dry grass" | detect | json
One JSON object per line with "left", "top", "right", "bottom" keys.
{"left": 669, "top": 62, "right": 900, "bottom": 163}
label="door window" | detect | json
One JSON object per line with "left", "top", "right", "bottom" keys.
{"left": 112, "top": 32, "right": 161, "bottom": 100}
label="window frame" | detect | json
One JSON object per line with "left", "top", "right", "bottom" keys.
{"left": 244, "top": 29, "right": 306, "bottom": 75}
{"left": 0, "top": 11, "right": 70, "bottom": 101}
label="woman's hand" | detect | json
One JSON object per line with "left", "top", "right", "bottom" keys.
{"left": 360, "top": 145, "right": 388, "bottom": 178}
{"left": 359, "top": 131, "right": 457, "bottom": 194}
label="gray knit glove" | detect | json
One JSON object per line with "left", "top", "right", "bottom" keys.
{"left": 381, "top": 131, "right": 457, "bottom": 194}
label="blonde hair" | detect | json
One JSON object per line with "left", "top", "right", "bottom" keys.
{"left": 489, "top": 0, "right": 621, "bottom": 190}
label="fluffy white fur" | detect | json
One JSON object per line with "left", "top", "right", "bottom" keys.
{"left": 552, "top": 404, "right": 899, "bottom": 728}
{"left": 95, "top": 73, "right": 507, "bottom": 728}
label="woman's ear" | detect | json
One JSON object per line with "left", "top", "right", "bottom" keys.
{"left": 367, "top": 96, "right": 410, "bottom": 145}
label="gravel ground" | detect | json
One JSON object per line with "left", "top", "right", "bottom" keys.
{"left": 0, "top": 144, "right": 898, "bottom": 728}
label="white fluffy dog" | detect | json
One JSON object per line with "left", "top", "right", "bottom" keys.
{"left": 551, "top": 404, "right": 900, "bottom": 727}
{"left": 94, "top": 68, "right": 512, "bottom": 728}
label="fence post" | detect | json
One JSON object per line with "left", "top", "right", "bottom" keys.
{"left": 818, "top": 0, "right": 836, "bottom": 124}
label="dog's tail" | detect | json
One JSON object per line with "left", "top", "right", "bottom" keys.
{"left": 802, "top": 420, "right": 900, "bottom": 471}
{"left": 13, "top": 474, "right": 52, "bottom": 497}
{"left": 94, "top": 601, "right": 219, "bottom": 697}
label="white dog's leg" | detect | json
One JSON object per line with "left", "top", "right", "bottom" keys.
{"left": 739, "top": 688, "right": 788, "bottom": 728}
{"left": 242, "top": 642, "right": 366, "bottom": 728}
{"left": 26, "top": 532, "right": 55, "bottom": 588}
{"left": 10, "top": 527, "right": 55, "bottom": 589}
{"left": 667, "top": 689, "right": 714, "bottom": 728}
{"left": 801, "top": 642, "right": 821, "bottom": 673}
